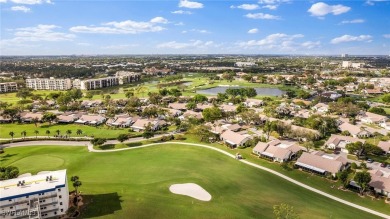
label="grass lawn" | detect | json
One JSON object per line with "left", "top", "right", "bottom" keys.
{"left": 0, "top": 145, "right": 384, "bottom": 219}
{"left": 0, "top": 123, "right": 133, "bottom": 139}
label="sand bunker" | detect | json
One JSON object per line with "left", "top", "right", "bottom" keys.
{"left": 169, "top": 183, "right": 212, "bottom": 201}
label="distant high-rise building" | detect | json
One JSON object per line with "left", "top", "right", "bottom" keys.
{"left": 73, "top": 72, "right": 140, "bottom": 90}
{"left": 341, "top": 54, "right": 348, "bottom": 58}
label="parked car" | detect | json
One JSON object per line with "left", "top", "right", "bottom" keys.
{"left": 367, "top": 159, "right": 373, "bottom": 163}
{"left": 380, "top": 163, "right": 386, "bottom": 167}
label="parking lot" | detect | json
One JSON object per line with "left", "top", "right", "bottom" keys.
{"left": 367, "top": 161, "right": 390, "bottom": 173}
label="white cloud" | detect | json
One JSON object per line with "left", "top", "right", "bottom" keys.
{"left": 330, "top": 35, "right": 372, "bottom": 44}
{"left": 383, "top": 34, "right": 390, "bottom": 39}
{"left": 77, "top": 43, "right": 91, "bottom": 46}
{"left": 10, "top": 0, "right": 51, "bottom": 4}
{"left": 182, "top": 29, "right": 210, "bottom": 34}
{"left": 157, "top": 40, "right": 214, "bottom": 49}
{"left": 1, "top": 24, "right": 75, "bottom": 48}
{"left": 11, "top": 5, "right": 31, "bottom": 12}
{"left": 258, "top": 0, "right": 290, "bottom": 10}
{"left": 0, "top": 0, "right": 7, "bottom": 3}
{"left": 262, "top": 5, "right": 278, "bottom": 10}
{"left": 171, "top": 10, "right": 192, "bottom": 14}
{"left": 236, "top": 33, "right": 310, "bottom": 51}
{"left": 231, "top": 4, "right": 259, "bottom": 10}
{"left": 366, "top": 0, "right": 389, "bottom": 6}
{"left": 340, "top": 19, "right": 365, "bottom": 24}
{"left": 248, "top": 28, "right": 259, "bottom": 34}
{"left": 101, "top": 44, "right": 139, "bottom": 49}
{"left": 308, "top": 2, "right": 350, "bottom": 17}
{"left": 301, "top": 41, "right": 321, "bottom": 49}
{"left": 150, "top": 17, "right": 168, "bottom": 24}
{"left": 245, "top": 13, "right": 280, "bottom": 20}
{"left": 70, "top": 17, "right": 168, "bottom": 34}
{"left": 175, "top": 22, "right": 185, "bottom": 26}
{"left": 179, "top": 0, "right": 203, "bottom": 9}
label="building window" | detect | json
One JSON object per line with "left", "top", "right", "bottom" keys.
{"left": 59, "top": 195, "right": 62, "bottom": 198}
{"left": 8, "top": 199, "right": 12, "bottom": 202}
{"left": 58, "top": 189, "right": 61, "bottom": 192}
{"left": 60, "top": 209, "right": 63, "bottom": 212}
{"left": 60, "top": 202, "right": 62, "bottom": 205}
{"left": 54, "top": 212, "right": 57, "bottom": 215}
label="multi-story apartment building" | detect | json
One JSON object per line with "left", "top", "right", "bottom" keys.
{"left": 26, "top": 78, "right": 72, "bottom": 90}
{"left": 73, "top": 72, "right": 140, "bottom": 90}
{"left": 0, "top": 82, "right": 18, "bottom": 93}
{"left": 0, "top": 169, "right": 69, "bottom": 219}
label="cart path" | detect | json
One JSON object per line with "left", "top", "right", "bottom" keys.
{"left": 2, "top": 140, "right": 389, "bottom": 219}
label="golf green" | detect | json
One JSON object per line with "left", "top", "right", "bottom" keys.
{"left": 0, "top": 145, "right": 383, "bottom": 219}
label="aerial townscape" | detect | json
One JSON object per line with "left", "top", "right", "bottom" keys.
{"left": 1, "top": 0, "right": 390, "bottom": 219}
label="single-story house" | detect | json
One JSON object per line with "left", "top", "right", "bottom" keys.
{"left": 380, "top": 121, "right": 390, "bottom": 131}
{"left": 220, "top": 130, "right": 250, "bottom": 147}
{"left": 244, "top": 99, "right": 264, "bottom": 108}
{"left": 168, "top": 102, "right": 187, "bottom": 111}
{"left": 222, "top": 123, "right": 241, "bottom": 132}
{"left": 57, "top": 114, "right": 79, "bottom": 123}
{"left": 325, "top": 134, "right": 366, "bottom": 153}
{"left": 179, "top": 110, "right": 203, "bottom": 120}
{"left": 81, "top": 100, "right": 103, "bottom": 108}
{"left": 312, "top": 103, "right": 329, "bottom": 114}
{"left": 359, "top": 112, "right": 388, "bottom": 124}
{"left": 369, "top": 169, "right": 390, "bottom": 198}
{"left": 253, "top": 139, "right": 302, "bottom": 163}
{"left": 338, "top": 122, "right": 372, "bottom": 138}
{"left": 295, "top": 151, "right": 347, "bottom": 177}
{"left": 378, "top": 141, "right": 390, "bottom": 154}
{"left": 20, "top": 112, "right": 43, "bottom": 122}
{"left": 75, "top": 114, "right": 106, "bottom": 125}
{"left": 130, "top": 119, "right": 166, "bottom": 132}
{"left": 106, "top": 115, "right": 135, "bottom": 128}
{"left": 220, "top": 104, "right": 237, "bottom": 112}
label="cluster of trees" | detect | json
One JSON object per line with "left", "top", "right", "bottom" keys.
{"left": 346, "top": 141, "right": 384, "bottom": 157}
{"left": 0, "top": 166, "right": 19, "bottom": 180}
{"left": 293, "top": 115, "right": 338, "bottom": 137}
{"left": 263, "top": 120, "right": 320, "bottom": 141}
{"left": 225, "top": 88, "right": 257, "bottom": 98}
{"left": 158, "top": 88, "right": 182, "bottom": 97}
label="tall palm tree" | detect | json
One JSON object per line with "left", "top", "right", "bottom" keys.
{"left": 66, "top": 130, "right": 72, "bottom": 137}
{"left": 21, "top": 131, "right": 27, "bottom": 139}
{"left": 34, "top": 130, "right": 39, "bottom": 139}
{"left": 9, "top": 131, "right": 14, "bottom": 140}
{"left": 71, "top": 176, "right": 82, "bottom": 197}
{"left": 46, "top": 130, "right": 51, "bottom": 138}
{"left": 76, "top": 129, "right": 83, "bottom": 136}
{"left": 55, "top": 129, "right": 61, "bottom": 136}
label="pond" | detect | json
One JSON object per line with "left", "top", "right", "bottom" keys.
{"left": 197, "top": 86, "right": 285, "bottom": 97}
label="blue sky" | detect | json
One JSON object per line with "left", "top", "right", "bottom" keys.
{"left": 1, "top": 0, "right": 389, "bottom": 55}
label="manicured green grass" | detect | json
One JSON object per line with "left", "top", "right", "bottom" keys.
{"left": 0, "top": 145, "right": 384, "bottom": 219}
{"left": 0, "top": 123, "right": 132, "bottom": 139}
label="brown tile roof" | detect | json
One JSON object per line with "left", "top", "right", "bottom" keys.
{"left": 296, "top": 152, "right": 344, "bottom": 174}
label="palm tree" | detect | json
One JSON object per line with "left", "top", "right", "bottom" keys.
{"left": 76, "top": 129, "right": 83, "bottom": 136}
{"left": 46, "top": 130, "right": 51, "bottom": 138}
{"left": 34, "top": 130, "right": 39, "bottom": 139}
{"left": 66, "top": 130, "right": 72, "bottom": 137}
{"left": 55, "top": 129, "right": 61, "bottom": 137}
{"left": 71, "top": 176, "right": 82, "bottom": 197}
{"left": 9, "top": 131, "right": 14, "bottom": 140}
{"left": 21, "top": 131, "right": 27, "bottom": 139}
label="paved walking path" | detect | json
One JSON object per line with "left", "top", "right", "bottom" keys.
{"left": 2, "top": 140, "right": 389, "bottom": 218}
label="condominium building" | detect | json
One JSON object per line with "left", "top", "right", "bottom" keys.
{"left": 26, "top": 78, "right": 72, "bottom": 90}
{"left": 73, "top": 72, "right": 140, "bottom": 90}
{"left": 0, "top": 82, "right": 18, "bottom": 93}
{"left": 0, "top": 169, "right": 69, "bottom": 219}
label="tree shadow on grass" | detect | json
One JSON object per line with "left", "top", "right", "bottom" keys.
{"left": 81, "top": 193, "right": 123, "bottom": 218}
{"left": 98, "top": 144, "right": 115, "bottom": 150}
{"left": 0, "top": 153, "right": 18, "bottom": 162}
{"left": 125, "top": 142, "right": 142, "bottom": 148}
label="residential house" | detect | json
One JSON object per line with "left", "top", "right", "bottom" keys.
{"left": 179, "top": 110, "right": 203, "bottom": 120}
{"left": 295, "top": 151, "right": 348, "bottom": 177}
{"left": 168, "top": 102, "right": 187, "bottom": 111}
{"left": 321, "top": 91, "right": 342, "bottom": 100}
{"left": 75, "top": 114, "right": 106, "bottom": 125}
{"left": 222, "top": 123, "right": 241, "bottom": 132}
{"left": 378, "top": 141, "right": 390, "bottom": 154}
{"left": 325, "top": 134, "right": 365, "bottom": 153}
{"left": 130, "top": 119, "right": 166, "bottom": 132}
{"left": 253, "top": 139, "right": 302, "bottom": 163}
{"left": 312, "top": 103, "right": 329, "bottom": 114}
{"left": 106, "top": 115, "right": 135, "bottom": 128}
{"left": 220, "top": 130, "right": 250, "bottom": 147}
{"left": 244, "top": 99, "right": 264, "bottom": 108}
{"left": 359, "top": 112, "right": 388, "bottom": 124}
{"left": 20, "top": 112, "right": 43, "bottom": 123}
{"left": 363, "top": 88, "right": 383, "bottom": 95}
{"left": 369, "top": 170, "right": 390, "bottom": 198}
{"left": 220, "top": 104, "right": 237, "bottom": 112}
{"left": 57, "top": 114, "right": 80, "bottom": 123}
{"left": 81, "top": 100, "right": 103, "bottom": 108}
{"left": 338, "top": 122, "right": 372, "bottom": 138}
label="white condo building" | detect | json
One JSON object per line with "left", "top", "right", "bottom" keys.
{"left": 73, "top": 72, "right": 140, "bottom": 90}
{"left": 0, "top": 170, "right": 69, "bottom": 219}
{"left": 26, "top": 78, "right": 72, "bottom": 91}
{"left": 0, "top": 82, "right": 18, "bottom": 93}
